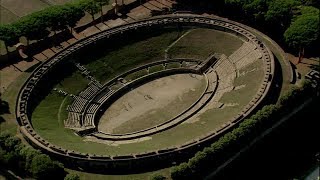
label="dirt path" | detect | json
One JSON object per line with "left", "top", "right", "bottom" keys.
{"left": 165, "top": 30, "right": 194, "bottom": 58}
{"left": 57, "top": 96, "right": 68, "bottom": 127}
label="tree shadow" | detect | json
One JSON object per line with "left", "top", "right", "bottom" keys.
{"left": 0, "top": 99, "right": 10, "bottom": 115}
{"left": 0, "top": 116, "right": 4, "bottom": 123}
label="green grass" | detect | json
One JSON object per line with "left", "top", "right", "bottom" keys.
{"left": 220, "top": 60, "right": 264, "bottom": 104}
{"left": 168, "top": 28, "right": 243, "bottom": 59}
{"left": 124, "top": 69, "right": 149, "bottom": 81}
{"left": 83, "top": 31, "right": 181, "bottom": 84}
{"left": 0, "top": 72, "right": 30, "bottom": 135}
{"left": 113, "top": 77, "right": 207, "bottom": 134}
{"left": 31, "top": 93, "right": 109, "bottom": 152}
{"left": 166, "top": 62, "right": 181, "bottom": 69}
{"left": 66, "top": 167, "right": 172, "bottom": 180}
{"left": 54, "top": 71, "right": 89, "bottom": 95}
{"left": 149, "top": 64, "right": 164, "bottom": 73}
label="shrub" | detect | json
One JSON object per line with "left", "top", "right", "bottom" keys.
{"left": 0, "top": 133, "right": 65, "bottom": 179}
{"left": 30, "top": 154, "right": 64, "bottom": 180}
{"left": 150, "top": 173, "right": 166, "bottom": 180}
{"left": 65, "top": 173, "right": 80, "bottom": 180}
{"left": 171, "top": 162, "right": 192, "bottom": 180}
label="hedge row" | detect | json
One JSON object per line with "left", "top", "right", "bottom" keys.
{"left": 0, "top": 133, "right": 65, "bottom": 179}
{"left": 0, "top": 0, "right": 109, "bottom": 48}
{"left": 170, "top": 80, "right": 314, "bottom": 179}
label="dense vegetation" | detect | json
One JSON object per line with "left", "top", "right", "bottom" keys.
{"left": 170, "top": 80, "right": 315, "bottom": 179}
{"left": 174, "top": 0, "right": 319, "bottom": 57}
{"left": 0, "top": 0, "right": 109, "bottom": 52}
{"left": 0, "top": 133, "right": 65, "bottom": 179}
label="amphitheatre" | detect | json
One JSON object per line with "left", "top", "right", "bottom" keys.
{"left": 15, "top": 13, "right": 276, "bottom": 171}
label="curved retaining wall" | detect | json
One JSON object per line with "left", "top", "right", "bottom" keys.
{"left": 92, "top": 69, "right": 216, "bottom": 140}
{"left": 16, "top": 14, "right": 275, "bottom": 171}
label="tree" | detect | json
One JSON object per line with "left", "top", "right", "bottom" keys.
{"left": 94, "top": 0, "right": 110, "bottom": 21}
{"left": 171, "top": 163, "right": 192, "bottom": 180}
{"left": 78, "top": 0, "right": 100, "bottom": 21}
{"left": 284, "top": 13, "right": 319, "bottom": 63}
{"left": 265, "top": 0, "right": 301, "bottom": 28}
{"left": 243, "top": 0, "right": 269, "bottom": 23}
{"left": 0, "top": 25, "right": 20, "bottom": 53}
{"left": 19, "top": 146, "right": 41, "bottom": 173}
{"left": 14, "top": 15, "right": 50, "bottom": 44}
{"left": 63, "top": 4, "right": 86, "bottom": 32}
{"left": 30, "top": 154, "right": 64, "bottom": 180}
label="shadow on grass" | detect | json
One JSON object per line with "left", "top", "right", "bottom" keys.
{"left": 0, "top": 116, "right": 4, "bottom": 123}
{"left": 0, "top": 99, "right": 10, "bottom": 115}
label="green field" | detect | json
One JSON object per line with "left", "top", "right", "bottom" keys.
{"left": 168, "top": 28, "right": 244, "bottom": 59}
{"left": 83, "top": 30, "right": 182, "bottom": 84}
{"left": 149, "top": 64, "right": 164, "bottom": 73}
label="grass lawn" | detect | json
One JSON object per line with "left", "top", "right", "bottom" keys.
{"left": 124, "top": 69, "right": 149, "bottom": 81}
{"left": 0, "top": 72, "right": 30, "bottom": 135}
{"left": 166, "top": 62, "right": 181, "bottom": 69}
{"left": 220, "top": 60, "right": 264, "bottom": 104}
{"left": 82, "top": 30, "right": 181, "bottom": 84}
{"left": 149, "top": 64, "right": 164, "bottom": 73}
{"left": 54, "top": 71, "right": 89, "bottom": 95}
{"left": 168, "top": 28, "right": 243, "bottom": 59}
{"left": 67, "top": 167, "right": 172, "bottom": 180}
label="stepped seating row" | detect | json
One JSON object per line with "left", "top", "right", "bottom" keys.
{"left": 79, "top": 82, "right": 101, "bottom": 100}
{"left": 228, "top": 42, "right": 256, "bottom": 63}
{"left": 215, "top": 55, "right": 236, "bottom": 78}
{"left": 67, "top": 96, "right": 88, "bottom": 113}
{"left": 87, "top": 103, "right": 100, "bottom": 114}
{"left": 235, "top": 49, "right": 262, "bottom": 70}
{"left": 65, "top": 112, "right": 81, "bottom": 127}
{"left": 95, "top": 89, "right": 114, "bottom": 104}
{"left": 83, "top": 114, "right": 94, "bottom": 127}
{"left": 217, "top": 73, "right": 236, "bottom": 90}
{"left": 206, "top": 69, "right": 218, "bottom": 92}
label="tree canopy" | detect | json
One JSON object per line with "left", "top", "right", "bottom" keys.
{"left": 284, "top": 13, "right": 319, "bottom": 49}
{"left": 265, "top": 0, "right": 301, "bottom": 27}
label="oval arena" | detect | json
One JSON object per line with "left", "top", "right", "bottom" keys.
{"left": 15, "top": 14, "right": 275, "bottom": 171}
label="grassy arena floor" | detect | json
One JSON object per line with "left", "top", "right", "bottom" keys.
{"left": 30, "top": 28, "right": 265, "bottom": 155}
{"left": 168, "top": 28, "right": 243, "bottom": 59}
